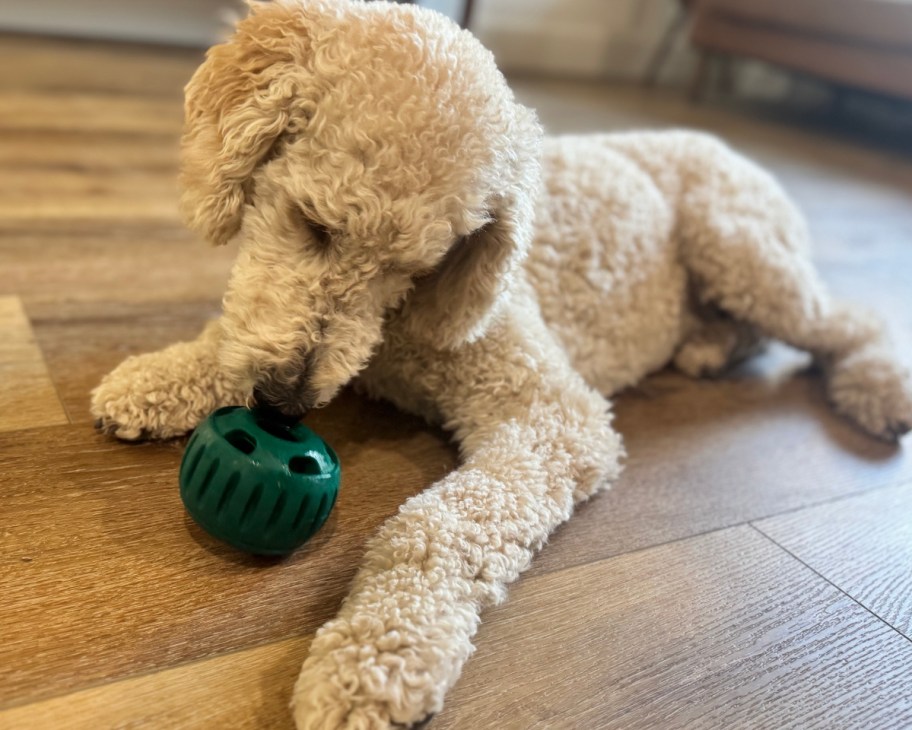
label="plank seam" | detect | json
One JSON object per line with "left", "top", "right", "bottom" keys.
{"left": 0, "top": 635, "right": 311, "bottom": 714}
{"left": 21, "top": 299, "right": 74, "bottom": 424}
{"left": 531, "top": 474, "right": 912, "bottom": 579}
{"left": 748, "top": 522, "right": 912, "bottom": 644}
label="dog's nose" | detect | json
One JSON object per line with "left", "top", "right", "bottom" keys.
{"left": 251, "top": 384, "right": 311, "bottom": 424}
{"left": 251, "top": 351, "right": 317, "bottom": 421}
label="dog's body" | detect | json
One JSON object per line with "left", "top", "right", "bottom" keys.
{"left": 361, "top": 129, "right": 907, "bottom": 437}
{"left": 91, "top": 2, "right": 912, "bottom": 727}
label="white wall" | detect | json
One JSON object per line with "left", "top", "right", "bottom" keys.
{"left": 0, "top": 0, "right": 236, "bottom": 45}
{"left": 0, "top": 0, "right": 784, "bottom": 93}
{"left": 0, "top": 0, "right": 466, "bottom": 46}
{"left": 0, "top": 0, "right": 678, "bottom": 79}
{"left": 473, "top": 0, "right": 691, "bottom": 81}
{"left": 471, "top": 0, "right": 794, "bottom": 96}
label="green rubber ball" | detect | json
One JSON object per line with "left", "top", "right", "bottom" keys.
{"left": 179, "top": 406, "right": 340, "bottom": 555}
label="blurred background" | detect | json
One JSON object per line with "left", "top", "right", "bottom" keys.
{"left": 3, "top": 0, "right": 912, "bottom": 139}
{"left": 3, "top": 0, "right": 910, "bottom": 325}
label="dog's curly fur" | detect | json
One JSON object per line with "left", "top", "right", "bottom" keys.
{"left": 91, "top": 1, "right": 912, "bottom": 726}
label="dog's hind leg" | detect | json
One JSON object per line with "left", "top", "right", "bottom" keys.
{"left": 91, "top": 319, "right": 245, "bottom": 440}
{"left": 674, "top": 310, "right": 765, "bottom": 378}
{"left": 675, "top": 134, "right": 912, "bottom": 440}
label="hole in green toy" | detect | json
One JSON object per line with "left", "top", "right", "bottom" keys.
{"left": 255, "top": 416, "right": 299, "bottom": 442}
{"left": 289, "top": 455, "right": 321, "bottom": 475}
{"left": 225, "top": 429, "right": 257, "bottom": 455}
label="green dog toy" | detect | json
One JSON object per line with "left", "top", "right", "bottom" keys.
{"left": 179, "top": 406, "right": 340, "bottom": 555}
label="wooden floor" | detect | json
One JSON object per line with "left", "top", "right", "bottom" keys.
{"left": 1, "top": 35, "right": 911, "bottom": 729}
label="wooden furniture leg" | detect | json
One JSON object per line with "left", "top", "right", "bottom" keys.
{"left": 461, "top": 0, "right": 475, "bottom": 29}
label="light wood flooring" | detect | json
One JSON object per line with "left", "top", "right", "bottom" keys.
{"left": 1, "top": 35, "right": 911, "bottom": 729}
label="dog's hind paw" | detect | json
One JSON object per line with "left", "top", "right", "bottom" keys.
{"left": 826, "top": 344, "right": 912, "bottom": 442}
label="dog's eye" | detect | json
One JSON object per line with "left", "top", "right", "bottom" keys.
{"left": 291, "top": 205, "right": 334, "bottom": 253}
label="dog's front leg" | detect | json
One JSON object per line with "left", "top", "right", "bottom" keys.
{"left": 91, "top": 319, "right": 246, "bottom": 440}
{"left": 292, "top": 356, "right": 623, "bottom": 729}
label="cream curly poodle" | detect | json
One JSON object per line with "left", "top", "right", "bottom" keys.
{"left": 91, "top": 1, "right": 912, "bottom": 726}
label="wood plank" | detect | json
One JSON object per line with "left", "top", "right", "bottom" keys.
{"left": 433, "top": 526, "right": 912, "bottom": 729}
{"left": 0, "top": 90, "right": 183, "bottom": 136}
{"left": 2, "top": 226, "right": 233, "bottom": 307}
{"left": 0, "top": 296, "right": 68, "bottom": 431}
{"left": 0, "top": 35, "right": 200, "bottom": 98}
{"left": 0, "top": 407, "right": 457, "bottom": 708}
{"left": 10, "top": 526, "right": 910, "bottom": 728}
{"left": 755, "top": 481, "right": 912, "bottom": 638}
{"left": 0, "top": 637, "right": 306, "bottom": 730}
{"left": 0, "top": 129, "right": 182, "bottom": 224}
{"left": 0, "top": 167, "right": 181, "bottom": 222}
{"left": 0, "top": 132, "right": 179, "bottom": 172}
{"left": 0, "top": 71, "right": 184, "bottom": 222}
{"left": 0, "top": 130, "right": 179, "bottom": 179}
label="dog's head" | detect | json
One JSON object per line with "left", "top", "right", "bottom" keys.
{"left": 180, "top": 0, "right": 542, "bottom": 416}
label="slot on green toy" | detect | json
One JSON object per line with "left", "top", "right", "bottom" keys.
{"left": 179, "top": 406, "right": 340, "bottom": 555}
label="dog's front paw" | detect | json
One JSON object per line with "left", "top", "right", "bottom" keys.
{"left": 91, "top": 329, "right": 243, "bottom": 440}
{"left": 827, "top": 345, "right": 912, "bottom": 441}
{"left": 292, "top": 664, "right": 437, "bottom": 730}
{"left": 292, "top": 617, "right": 449, "bottom": 730}
{"left": 293, "top": 564, "right": 478, "bottom": 730}
{"left": 91, "top": 352, "right": 199, "bottom": 440}
{"left": 292, "top": 645, "right": 392, "bottom": 730}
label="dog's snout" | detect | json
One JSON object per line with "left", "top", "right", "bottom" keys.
{"left": 251, "top": 389, "right": 311, "bottom": 426}
{"left": 251, "top": 351, "right": 317, "bottom": 422}
{"left": 251, "top": 382, "right": 312, "bottom": 423}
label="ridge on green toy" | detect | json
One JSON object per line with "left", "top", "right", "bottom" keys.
{"left": 179, "top": 405, "right": 340, "bottom": 555}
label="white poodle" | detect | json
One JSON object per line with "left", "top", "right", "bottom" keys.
{"left": 91, "top": 1, "right": 912, "bottom": 727}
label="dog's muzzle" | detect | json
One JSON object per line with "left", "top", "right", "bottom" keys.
{"left": 251, "top": 385, "right": 310, "bottom": 423}
{"left": 251, "top": 352, "right": 316, "bottom": 421}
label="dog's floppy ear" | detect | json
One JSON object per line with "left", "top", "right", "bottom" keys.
{"left": 179, "top": 5, "right": 303, "bottom": 246}
{"left": 400, "top": 99, "right": 543, "bottom": 349}
{"left": 400, "top": 189, "right": 538, "bottom": 349}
